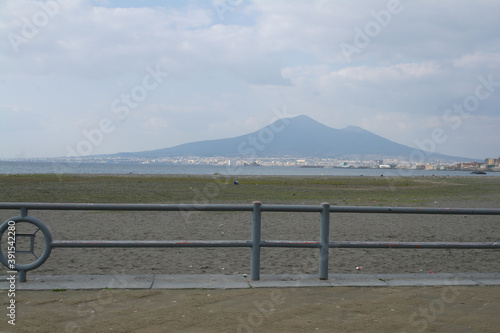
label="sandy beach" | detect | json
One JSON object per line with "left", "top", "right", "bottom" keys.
{"left": 1, "top": 174, "right": 499, "bottom": 332}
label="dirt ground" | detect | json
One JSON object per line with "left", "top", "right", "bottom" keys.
{"left": 1, "top": 285, "right": 499, "bottom": 333}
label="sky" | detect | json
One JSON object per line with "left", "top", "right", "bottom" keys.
{"left": 1, "top": 0, "right": 500, "bottom": 160}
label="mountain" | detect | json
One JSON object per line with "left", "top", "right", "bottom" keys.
{"left": 115, "top": 115, "right": 470, "bottom": 161}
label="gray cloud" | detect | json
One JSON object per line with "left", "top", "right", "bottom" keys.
{"left": 1, "top": 0, "right": 499, "bottom": 159}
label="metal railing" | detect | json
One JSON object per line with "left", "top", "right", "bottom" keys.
{"left": 1, "top": 202, "right": 499, "bottom": 282}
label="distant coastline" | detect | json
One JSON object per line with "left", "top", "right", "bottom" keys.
{"left": 1, "top": 160, "right": 499, "bottom": 177}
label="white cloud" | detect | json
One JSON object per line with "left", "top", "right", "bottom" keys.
{"left": 452, "top": 52, "right": 500, "bottom": 69}
{"left": 143, "top": 117, "right": 169, "bottom": 130}
{"left": 1, "top": 0, "right": 500, "bottom": 159}
{"left": 328, "top": 61, "right": 440, "bottom": 82}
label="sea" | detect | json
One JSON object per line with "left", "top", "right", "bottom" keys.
{"left": 0, "top": 160, "right": 498, "bottom": 177}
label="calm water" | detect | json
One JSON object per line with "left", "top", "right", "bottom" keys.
{"left": 0, "top": 160, "right": 497, "bottom": 177}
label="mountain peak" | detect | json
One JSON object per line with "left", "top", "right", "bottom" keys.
{"left": 283, "top": 114, "right": 333, "bottom": 132}
{"left": 116, "top": 114, "right": 469, "bottom": 161}
{"left": 289, "top": 114, "right": 316, "bottom": 121}
{"left": 285, "top": 114, "right": 323, "bottom": 125}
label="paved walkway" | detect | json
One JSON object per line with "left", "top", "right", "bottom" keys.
{"left": 2, "top": 273, "right": 500, "bottom": 332}
{"left": 2, "top": 272, "right": 499, "bottom": 290}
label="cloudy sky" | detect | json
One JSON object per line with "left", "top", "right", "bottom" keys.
{"left": 1, "top": 0, "right": 499, "bottom": 160}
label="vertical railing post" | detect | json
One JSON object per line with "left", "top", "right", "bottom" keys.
{"left": 251, "top": 201, "right": 262, "bottom": 281}
{"left": 20, "top": 207, "right": 28, "bottom": 282}
{"left": 319, "top": 202, "right": 330, "bottom": 280}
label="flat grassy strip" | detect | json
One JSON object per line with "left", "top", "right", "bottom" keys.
{"left": 0, "top": 174, "right": 499, "bottom": 206}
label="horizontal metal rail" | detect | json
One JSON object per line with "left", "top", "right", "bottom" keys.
{"left": 328, "top": 241, "right": 500, "bottom": 249}
{"left": 1, "top": 202, "right": 500, "bottom": 215}
{"left": 0, "top": 201, "right": 499, "bottom": 283}
{"left": 49, "top": 240, "right": 500, "bottom": 249}
{"left": 328, "top": 206, "right": 500, "bottom": 215}
{"left": 0, "top": 202, "right": 255, "bottom": 212}
{"left": 52, "top": 240, "right": 252, "bottom": 248}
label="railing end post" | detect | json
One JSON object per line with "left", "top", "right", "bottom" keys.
{"left": 19, "top": 270, "right": 26, "bottom": 283}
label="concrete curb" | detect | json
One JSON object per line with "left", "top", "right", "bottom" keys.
{"left": 1, "top": 273, "right": 500, "bottom": 290}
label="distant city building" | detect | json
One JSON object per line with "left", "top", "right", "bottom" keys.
{"left": 459, "top": 162, "right": 482, "bottom": 170}
{"left": 485, "top": 157, "right": 500, "bottom": 166}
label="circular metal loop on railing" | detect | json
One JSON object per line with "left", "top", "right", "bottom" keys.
{"left": 0, "top": 216, "right": 53, "bottom": 271}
